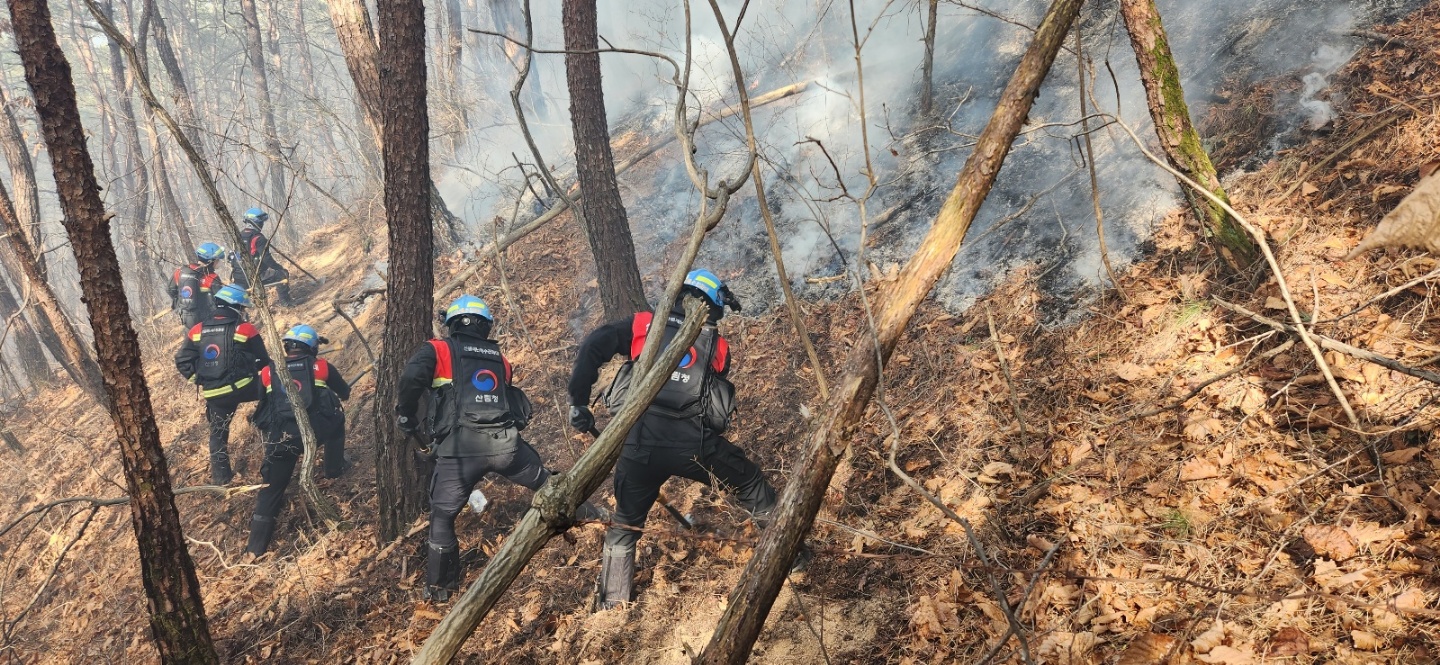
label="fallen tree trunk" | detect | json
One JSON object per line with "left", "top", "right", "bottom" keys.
{"left": 1118, "top": 0, "right": 1257, "bottom": 270}
{"left": 696, "top": 0, "right": 1085, "bottom": 661}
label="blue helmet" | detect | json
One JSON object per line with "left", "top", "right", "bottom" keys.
{"left": 443, "top": 295, "right": 492, "bottom": 324}
{"left": 243, "top": 208, "right": 269, "bottom": 226}
{"left": 213, "top": 284, "right": 253, "bottom": 308}
{"left": 195, "top": 242, "right": 224, "bottom": 262}
{"left": 283, "top": 324, "right": 320, "bottom": 349}
{"left": 682, "top": 269, "right": 725, "bottom": 307}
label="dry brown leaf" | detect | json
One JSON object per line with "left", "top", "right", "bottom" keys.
{"left": 1301, "top": 181, "right": 1319, "bottom": 196}
{"left": 412, "top": 606, "right": 443, "bottom": 622}
{"left": 1303, "top": 524, "right": 1359, "bottom": 561}
{"left": 1183, "top": 415, "right": 1225, "bottom": 441}
{"left": 1115, "top": 362, "right": 1152, "bottom": 382}
{"left": 1197, "top": 645, "right": 1256, "bottom": 664}
{"left": 1352, "top": 630, "right": 1383, "bottom": 651}
{"left": 1180, "top": 458, "right": 1221, "bottom": 481}
{"left": 1268, "top": 627, "right": 1310, "bottom": 656}
{"left": 1192, "top": 619, "right": 1226, "bottom": 654}
{"left": 1263, "top": 296, "right": 1288, "bottom": 310}
{"left": 1394, "top": 588, "right": 1427, "bottom": 612}
{"left": 1380, "top": 446, "right": 1423, "bottom": 465}
{"left": 1116, "top": 632, "right": 1176, "bottom": 665}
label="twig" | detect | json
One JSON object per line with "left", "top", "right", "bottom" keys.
{"left": 2, "top": 506, "right": 98, "bottom": 644}
{"left": 960, "top": 519, "right": 1034, "bottom": 665}
{"left": 1075, "top": 23, "right": 1124, "bottom": 296}
{"left": 1316, "top": 265, "right": 1440, "bottom": 324}
{"left": 1214, "top": 298, "right": 1440, "bottom": 386}
{"left": 1115, "top": 338, "right": 1296, "bottom": 423}
{"left": 1274, "top": 110, "right": 1407, "bottom": 202}
{"left": 1107, "top": 115, "right": 1361, "bottom": 429}
{"left": 0, "top": 484, "right": 259, "bottom": 540}
{"left": 330, "top": 297, "right": 378, "bottom": 368}
{"left": 985, "top": 304, "right": 1026, "bottom": 442}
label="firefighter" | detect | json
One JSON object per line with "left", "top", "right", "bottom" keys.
{"left": 396, "top": 295, "right": 605, "bottom": 602}
{"left": 567, "top": 269, "right": 807, "bottom": 610}
{"left": 173, "top": 284, "right": 270, "bottom": 484}
{"left": 228, "top": 207, "right": 294, "bottom": 306}
{"left": 245, "top": 324, "right": 352, "bottom": 556}
{"left": 167, "top": 242, "right": 225, "bottom": 328}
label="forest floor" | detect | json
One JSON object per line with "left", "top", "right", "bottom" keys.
{"left": 6, "top": 3, "right": 1440, "bottom": 664}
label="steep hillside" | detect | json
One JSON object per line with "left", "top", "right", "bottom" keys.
{"left": 6, "top": 3, "right": 1440, "bottom": 664}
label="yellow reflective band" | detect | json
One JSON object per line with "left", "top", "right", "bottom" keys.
{"left": 314, "top": 380, "right": 328, "bottom": 387}
{"left": 233, "top": 333, "right": 249, "bottom": 342}
{"left": 431, "top": 377, "right": 453, "bottom": 388}
{"left": 693, "top": 275, "right": 719, "bottom": 289}
{"left": 190, "top": 333, "right": 202, "bottom": 341}
{"left": 201, "top": 375, "right": 253, "bottom": 399}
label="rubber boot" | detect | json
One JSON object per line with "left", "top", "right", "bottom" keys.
{"left": 274, "top": 282, "right": 295, "bottom": 307}
{"left": 424, "top": 542, "right": 461, "bottom": 602}
{"left": 245, "top": 515, "right": 277, "bottom": 556}
{"left": 574, "top": 500, "right": 609, "bottom": 523}
{"left": 595, "top": 542, "right": 636, "bottom": 610}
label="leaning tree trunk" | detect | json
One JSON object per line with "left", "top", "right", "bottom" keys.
{"left": 1118, "top": 0, "right": 1256, "bottom": 270}
{"left": 0, "top": 81, "right": 47, "bottom": 278}
{"left": 562, "top": 0, "right": 648, "bottom": 320}
{"left": 238, "top": 0, "right": 288, "bottom": 210}
{"left": 375, "top": 0, "right": 433, "bottom": 541}
{"left": 4, "top": 0, "right": 218, "bottom": 661}
{"left": 324, "top": 0, "right": 464, "bottom": 243}
{"left": 0, "top": 260, "right": 50, "bottom": 388}
{"left": 697, "top": 0, "right": 1085, "bottom": 662}
{"left": 0, "top": 155, "right": 104, "bottom": 400}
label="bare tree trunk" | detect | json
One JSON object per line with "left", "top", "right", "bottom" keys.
{"left": 238, "top": 0, "right": 288, "bottom": 209}
{"left": 561, "top": 0, "right": 648, "bottom": 320}
{"left": 324, "top": 0, "right": 462, "bottom": 243}
{"left": 375, "top": 0, "right": 433, "bottom": 541}
{"left": 1118, "top": 0, "right": 1256, "bottom": 270}
{"left": 697, "top": 1, "right": 1085, "bottom": 661}
{"left": 0, "top": 261, "right": 50, "bottom": 388}
{"left": 443, "top": 0, "right": 463, "bottom": 97}
{"left": 0, "top": 160, "right": 104, "bottom": 399}
{"left": 4, "top": 1, "right": 217, "bottom": 661}
{"left": 0, "top": 81, "right": 46, "bottom": 279}
{"left": 148, "top": 0, "right": 206, "bottom": 154}
{"left": 104, "top": 0, "right": 157, "bottom": 308}
{"left": 920, "top": 0, "right": 938, "bottom": 115}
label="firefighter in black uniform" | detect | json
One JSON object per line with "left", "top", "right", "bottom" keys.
{"left": 174, "top": 284, "right": 271, "bottom": 484}
{"left": 168, "top": 242, "right": 226, "bottom": 328}
{"left": 568, "top": 269, "right": 807, "bottom": 610}
{"left": 229, "top": 207, "right": 294, "bottom": 306}
{"left": 396, "top": 295, "right": 605, "bottom": 601}
{"left": 246, "top": 324, "right": 352, "bottom": 555}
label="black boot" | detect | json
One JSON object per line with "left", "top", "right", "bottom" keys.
{"left": 424, "top": 542, "right": 461, "bottom": 602}
{"left": 595, "top": 541, "right": 636, "bottom": 610}
{"left": 274, "top": 282, "right": 295, "bottom": 307}
{"left": 245, "top": 515, "right": 277, "bottom": 556}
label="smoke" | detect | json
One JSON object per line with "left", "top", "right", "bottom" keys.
{"left": 442, "top": 0, "right": 1424, "bottom": 323}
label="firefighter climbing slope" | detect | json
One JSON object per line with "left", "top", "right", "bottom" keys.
{"left": 568, "top": 269, "right": 811, "bottom": 610}
{"left": 395, "top": 295, "right": 606, "bottom": 602}
{"left": 174, "top": 284, "right": 271, "bottom": 484}
{"left": 246, "top": 324, "right": 352, "bottom": 556}
{"left": 167, "top": 242, "right": 226, "bottom": 328}
{"left": 229, "top": 207, "right": 295, "bottom": 306}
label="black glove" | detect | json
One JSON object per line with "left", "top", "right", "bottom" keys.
{"left": 397, "top": 414, "right": 421, "bottom": 437}
{"left": 569, "top": 405, "right": 594, "bottom": 432}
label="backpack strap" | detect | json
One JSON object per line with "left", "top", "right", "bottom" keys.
{"left": 428, "top": 339, "right": 453, "bottom": 387}
{"left": 260, "top": 365, "right": 273, "bottom": 390}
{"left": 314, "top": 359, "right": 330, "bottom": 387}
{"left": 712, "top": 335, "right": 729, "bottom": 373}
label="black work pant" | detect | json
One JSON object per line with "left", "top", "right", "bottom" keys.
{"left": 231, "top": 261, "right": 292, "bottom": 304}
{"left": 606, "top": 434, "right": 776, "bottom": 549}
{"left": 428, "top": 436, "right": 549, "bottom": 550}
{"left": 203, "top": 383, "right": 261, "bottom": 482}
{"left": 246, "top": 421, "right": 344, "bottom": 554}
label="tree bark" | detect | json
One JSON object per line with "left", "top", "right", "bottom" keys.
{"left": 0, "top": 80, "right": 46, "bottom": 279}
{"left": 561, "top": 0, "right": 648, "bottom": 320}
{"left": 1118, "top": 0, "right": 1256, "bottom": 270}
{"left": 238, "top": 0, "right": 288, "bottom": 209}
{"left": 324, "top": 0, "right": 464, "bottom": 243}
{"left": 0, "top": 173, "right": 51, "bottom": 388}
{"left": 0, "top": 149, "right": 104, "bottom": 399}
{"left": 697, "top": 0, "right": 1085, "bottom": 661}
{"left": 147, "top": 0, "right": 206, "bottom": 154}
{"left": 103, "top": 0, "right": 158, "bottom": 308}
{"left": 375, "top": 0, "right": 433, "bottom": 541}
{"left": 4, "top": 0, "right": 217, "bottom": 661}
{"left": 920, "top": 0, "right": 938, "bottom": 115}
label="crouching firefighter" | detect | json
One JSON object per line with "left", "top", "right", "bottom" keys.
{"left": 174, "top": 284, "right": 270, "bottom": 484}
{"left": 568, "top": 269, "right": 809, "bottom": 610}
{"left": 396, "top": 295, "right": 606, "bottom": 602}
{"left": 168, "top": 242, "right": 226, "bottom": 328}
{"left": 245, "top": 324, "right": 351, "bottom": 555}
